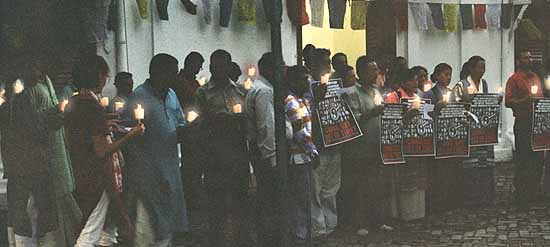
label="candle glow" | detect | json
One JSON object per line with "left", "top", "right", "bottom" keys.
{"left": 496, "top": 86, "right": 503, "bottom": 94}
{"left": 467, "top": 85, "right": 476, "bottom": 94}
{"left": 134, "top": 104, "right": 145, "bottom": 121}
{"left": 247, "top": 67, "right": 256, "bottom": 78}
{"left": 233, "top": 104, "right": 242, "bottom": 114}
{"left": 374, "top": 94, "right": 382, "bottom": 106}
{"left": 198, "top": 77, "right": 207, "bottom": 86}
{"left": 187, "top": 111, "right": 199, "bottom": 123}
{"left": 243, "top": 78, "right": 252, "bottom": 91}
{"left": 531, "top": 85, "right": 538, "bottom": 95}
{"left": 423, "top": 83, "right": 432, "bottom": 93}
{"left": 442, "top": 92, "right": 451, "bottom": 102}
{"left": 60, "top": 100, "right": 69, "bottom": 112}
{"left": 114, "top": 102, "right": 125, "bottom": 112}
{"left": 412, "top": 96, "right": 421, "bottom": 110}
{"left": 13, "top": 79, "right": 23, "bottom": 94}
{"left": 100, "top": 97, "right": 109, "bottom": 107}
{"left": 320, "top": 73, "right": 330, "bottom": 85}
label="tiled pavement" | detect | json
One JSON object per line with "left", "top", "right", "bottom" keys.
{"left": 180, "top": 162, "right": 550, "bottom": 246}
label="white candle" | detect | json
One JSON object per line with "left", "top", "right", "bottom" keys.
{"left": 467, "top": 85, "right": 476, "bottom": 94}
{"left": 60, "top": 100, "right": 69, "bottom": 112}
{"left": 320, "top": 73, "right": 330, "bottom": 85}
{"left": 545, "top": 77, "right": 550, "bottom": 90}
{"left": 233, "top": 104, "right": 242, "bottom": 113}
{"left": 0, "top": 97, "right": 4, "bottom": 107}
{"left": 13, "top": 79, "right": 23, "bottom": 94}
{"left": 134, "top": 104, "right": 144, "bottom": 121}
{"left": 198, "top": 77, "right": 207, "bottom": 86}
{"left": 72, "top": 92, "right": 79, "bottom": 96}
{"left": 412, "top": 96, "right": 421, "bottom": 110}
{"left": 114, "top": 102, "right": 124, "bottom": 112}
{"left": 187, "top": 111, "right": 199, "bottom": 123}
{"left": 423, "top": 83, "right": 432, "bottom": 93}
{"left": 247, "top": 67, "right": 256, "bottom": 78}
{"left": 0, "top": 88, "right": 5, "bottom": 98}
{"left": 531, "top": 85, "right": 538, "bottom": 95}
{"left": 243, "top": 78, "right": 253, "bottom": 91}
{"left": 442, "top": 92, "right": 451, "bottom": 102}
{"left": 374, "top": 94, "right": 382, "bottom": 106}
{"left": 100, "top": 97, "right": 109, "bottom": 107}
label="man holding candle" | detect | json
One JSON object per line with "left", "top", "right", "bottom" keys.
{"left": 505, "top": 50, "right": 544, "bottom": 208}
{"left": 244, "top": 52, "right": 279, "bottom": 246}
{"left": 194, "top": 49, "right": 250, "bottom": 247}
{"left": 173, "top": 51, "right": 204, "bottom": 113}
{"left": 124, "top": 54, "right": 189, "bottom": 246}
{"left": 109, "top": 72, "right": 133, "bottom": 114}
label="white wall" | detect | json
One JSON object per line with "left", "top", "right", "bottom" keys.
{"left": 100, "top": 0, "right": 296, "bottom": 96}
{"left": 397, "top": 6, "right": 516, "bottom": 161}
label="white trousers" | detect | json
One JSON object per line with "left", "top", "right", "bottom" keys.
{"left": 75, "top": 191, "right": 116, "bottom": 247}
{"left": 135, "top": 199, "right": 172, "bottom": 247}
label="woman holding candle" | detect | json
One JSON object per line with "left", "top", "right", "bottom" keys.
{"left": 411, "top": 66, "right": 432, "bottom": 99}
{"left": 342, "top": 56, "right": 395, "bottom": 236}
{"left": 424, "top": 63, "right": 464, "bottom": 213}
{"left": 452, "top": 56, "right": 497, "bottom": 207}
{"left": 385, "top": 69, "right": 428, "bottom": 221}
{"left": 65, "top": 55, "right": 145, "bottom": 246}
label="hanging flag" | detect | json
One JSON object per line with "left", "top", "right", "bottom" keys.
{"left": 487, "top": 4, "right": 501, "bottom": 29}
{"left": 351, "top": 0, "right": 368, "bottom": 30}
{"left": 202, "top": 0, "right": 212, "bottom": 24}
{"left": 137, "top": 0, "right": 149, "bottom": 19}
{"left": 474, "top": 4, "right": 487, "bottom": 29}
{"left": 310, "top": 0, "right": 325, "bottom": 27}
{"left": 392, "top": 0, "right": 408, "bottom": 32}
{"left": 156, "top": 0, "right": 169, "bottom": 20}
{"left": 444, "top": 4, "right": 458, "bottom": 32}
{"left": 501, "top": 4, "right": 513, "bottom": 29}
{"left": 460, "top": 4, "right": 473, "bottom": 30}
{"left": 181, "top": 0, "right": 198, "bottom": 15}
{"left": 428, "top": 3, "right": 445, "bottom": 30}
{"left": 220, "top": 0, "right": 233, "bottom": 27}
{"left": 238, "top": 0, "right": 256, "bottom": 24}
{"left": 409, "top": 2, "right": 428, "bottom": 31}
{"left": 328, "top": 0, "right": 346, "bottom": 29}
{"left": 287, "top": 0, "right": 309, "bottom": 26}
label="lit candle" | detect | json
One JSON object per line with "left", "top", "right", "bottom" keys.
{"left": 134, "top": 104, "right": 144, "bottom": 123}
{"left": 374, "top": 94, "right": 382, "bottom": 106}
{"left": 13, "top": 79, "right": 23, "bottom": 94}
{"left": 60, "top": 100, "right": 69, "bottom": 112}
{"left": 496, "top": 86, "right": 503, "bottom": 94}
{"left": 187, "top": 111, "right": 199, "bottom": 123}
{"left": 531, "top": 85, "right": 538, "bottom": 95}
{"left": 243, "top": 78, "right": 253, "bottom": 91}
{"left": 442, "top": 92, "right": 451, "bottom": 103}
{"left": 467, "top": 85, "right": 476, "bottom": 94}
{"left": 297, "top": 107, "right": 307, "bottom": 118}
{"left": 114, "top": 102, "right": 125, "bottom": 112}
{"left": 0, "top": 88, "right": 5, "bottom": 98}
{"left": 247, "top": 67, "right": 256, "bottom": 78}
{"left": 198, "top": 77, "right": 207, "bottom": 86}
{"left": 320, "top": 73, "right": 330, "bottom": 85}
{"left": 100, "top": 97, "right": 109, "bottom": 107}
{"left": 72, "top": 92, "right": 79, "bottom": 96}
{"left": 0, "top": 97, "right": 4, "bottom": 107}
{"left": 233, "top": 104, "right": 242, "bottom": 114}
{"left": 545, "top": 77, "right": 550, "bottom": 90}
{"left": 423, "top": 83, "right": 432, "bottom": 93}
{"left": 412, "top": 96, "right": 421, "bottom": 110}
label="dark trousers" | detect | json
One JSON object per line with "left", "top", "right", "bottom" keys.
{"left": 8, "top": 175, "right": 56, "bottom": 238}
{"left": 205, "top": 153, "right": 250, "bottom": 247}
{"left": 513, "top": 118, "right": 544, "bottom": 206}
{"left": 251, "top": 154, "right": 283, "bottom": 247}
{"left": 328, "top": 0, "right": 346, "bottom": 28}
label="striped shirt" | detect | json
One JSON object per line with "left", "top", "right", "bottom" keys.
{"left": 285, "top": 94, "right": 318, "bottom": 165}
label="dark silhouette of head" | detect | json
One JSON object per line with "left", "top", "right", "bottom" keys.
{"left": 258, "top": 52, "right": 276, "bottom": 82}
{"left": 287, "top": 65, "right": 310, "bottom": 97}
{"left": 332, "top": 53, "right": 348, "bottom": 74}
{"left": 356, "top": 56, "right": 378, "bottom": 85}
{"left": 210, "top": 49, "right": 232, "bottom": 82}
{"left": 303, "top": 44, "right": 316, "bottom": 70}
{"left": 311, "top": 48, "right": 331, "bottom": 80}
{"left": 149, "top": 53, "right": 179, "bottom": 91}
{"left": 72, "top": 55, "right": 110, "bottom": 94}
{"left": 184, "top": 52, "right": 204, "bottom": 76}
{"left": 229, "top": 62, "right": 242, "bottom": 82}
{"left": 115, "top": 72, "right": 134, "bottom": 97}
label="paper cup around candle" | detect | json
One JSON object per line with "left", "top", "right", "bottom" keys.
{"left": 412, "top": 96, "right": 421, "bottom": 110}
{"left": 423, "top": 83, "right": 432, "bottom": 93}
{"left": 60, "top": 100, "right": 69, "bottom": 112}
{"left": 496, "top": 86, "right": 503, "bottom": 94}
{"left": 320, "top": 73, "right": 330, "bottom": 85}
{"left": 467, "top": 85, "right": 476, "bottom": 94}
{"left": 187, "top": 111, "right": 199, "bottom": 123}
{"left": 0, "top": 97, "right": 4, "bottom": 106}
{"left": 198, "top": 77, "right": 207, "bottom": 86}
{"left": 134, "top": 104, "right": 144, "bottom": 121}
{"left": 442, "top": 92, "right": 451, "bottom": 102}
{"left": 73, "top": 92, "right": 79, "bottom": 96}
{"left": 374, "top": 94, "right": 382, "bottom": 106}
{"left": 100, "top": 97, "right": 109, "bottom": 107}
{"left": 233, "top": 104, "right": 242, "bottom": 113}
{"left": 531, "top": 85, "right": 538, "bottom": 95}
{"left": 0, "top": 88, "right": 5, "bottom": 97}
{"left": 13, "top": 80, "right": 23, "bottom": 94}
{"left": 114, "top": 102, "right": 124, "bottom": 112}
{"left": 545, "top": 78, "right": 550, "bottom": 90}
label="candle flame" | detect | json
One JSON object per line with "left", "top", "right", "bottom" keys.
{"left": 60, "top": 100, "right": 69, "bottom": 112}
{"left": 244, "top": 78, "right": 253, "bottom": 91}
{"left": 233, "top": 104, "right": 242, "bottom": 114}
{"left": 13, "top": 79, "right": 24, "bottom": 94}
{"left": 187, "top": 111, "right": 199, "bottom": 123}
{"left": 198, "top": 77, "right": 207, "bottom": 86}
{"left": 531, "top": 85, "right": 538, "bottom": 95}
{"left": 247, "top": 67, "right": 256, "bottom": 77}
{"left": 320, "top": 73, "right": 330, "bottom": 85}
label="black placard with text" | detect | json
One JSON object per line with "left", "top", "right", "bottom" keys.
{"left": 531, "top": 98, "right": 550, "bottom": 151}
{"left": 380, "top": 104, "right": 406, "bottom": 164}
{"left": 470, "top": 94, "right": 500, "bottom": 146}
{"left": 435, "top": 103, "right": 470, "bottom": 159}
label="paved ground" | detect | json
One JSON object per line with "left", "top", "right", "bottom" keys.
{"left": 180, "top": 162, "right": 550, "bottom": 246}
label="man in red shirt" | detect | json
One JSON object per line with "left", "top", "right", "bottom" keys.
{"left": 505, "top": 50, "right": 544, "bottom": 208}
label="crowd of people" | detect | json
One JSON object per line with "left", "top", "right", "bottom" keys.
{"left": 0, "top": 45, "right": 548, "bottom": 247}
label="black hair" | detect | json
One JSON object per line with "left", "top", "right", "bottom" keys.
{"left": 460, "top": 56, "right": 485, "bottom": 80}
{"left": 411, "top": 66, "right": 428, "bottom": 75}
{"left": 72, "top": 55, "right": 109, "bottom": 90}
{"left": 149, "top": 53, "right": 178, "bottom": 77}
{"left": 286, "top": 65, "right": 308, "bottom": 94}
{"left": 312, "top": 48, "right": 331, "bottom": 64}
{"left": 210, "top": 49, "right": 232, "bottom": 64}
{"left": 396, "top": 68, "right": 418, "bottom": 86}
{"left": 332, "top": 53, "right": 347, "bottom": 64}
{"left": 341, "top": 64, "right": 354, "bottom": 73}
{"left": 184, "top": 51, "right": 204, "bottom": 67}
{"left": 430, "top": 63, "right": 452, "bottom": 83}
{"left": 229, "top": 62, "right": 242, "bottom": 81}
{"left": 355, "top": 56, "right": 376, "bottom": 76}
{"left": 114, "top": 72, "right": 132, "bottom": 87}
{"left": 258, "top": 52, "right": 275, "bottom": 75}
